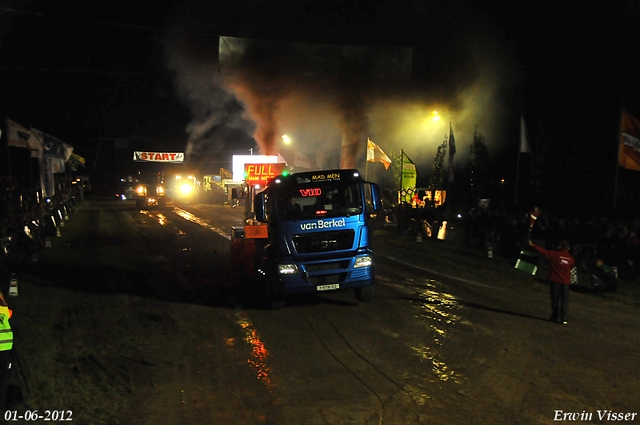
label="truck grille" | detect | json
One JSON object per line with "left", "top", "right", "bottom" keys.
{"left": 304, "top": 260, "right": 350, "bottom": 273}
{"left": 293, "top": 230, "right": 355, "bottom": 254}
{"left": 308, "top": 273, "right": 348, "bottom": 285}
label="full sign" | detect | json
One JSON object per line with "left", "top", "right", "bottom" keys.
{"left": 244, "top": 163, "right": 285, "bottom": 185}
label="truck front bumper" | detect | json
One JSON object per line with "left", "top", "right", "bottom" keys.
{"left": 276, "top": 253, "right": 374, "bottom": 294}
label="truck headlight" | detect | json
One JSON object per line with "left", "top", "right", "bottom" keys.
{"left": 157, "top": 186, "right": 164, "bottom": 194}
{"left": 136, "top": 186, "right": 147, "bottom": 196}
{"left": 179, "top": 183, "right": 193, "bottom": 194}
{"left": 354, "top": 255, "right": 372, "bottom": 268}
{"left": 278, "top": 264, "right": 299, "bottom": 274}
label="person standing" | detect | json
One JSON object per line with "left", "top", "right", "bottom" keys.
{"left": 0, "top": 292, "right": 13, "bottom": 412}
{"left": 529, "top": 239, "right": 575, "bottom": 325}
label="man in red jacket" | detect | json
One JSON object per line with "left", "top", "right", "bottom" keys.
{"left": 529, "top": 239, "right": 575, "bottom": 325}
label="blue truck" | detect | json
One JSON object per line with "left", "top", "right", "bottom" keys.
{"left": 252, "top": 169, "right": 381, "bottom": 308}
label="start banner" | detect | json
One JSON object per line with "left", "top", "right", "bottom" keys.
{"left": 134, "top": 151, "right": 184, "bottom": 163}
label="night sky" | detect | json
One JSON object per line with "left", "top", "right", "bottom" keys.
{"left": 2, "top": 0, "right": 640, "bottom": 215}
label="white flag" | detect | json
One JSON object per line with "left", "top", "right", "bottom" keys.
{"left": 6, "top": 118, "right": 41, "bottom": 149}
{"left": 367, "top": 138, "right": 392, "bottom": 169}
{"left": 293, "top": 151, "right": 314, "bottom": 169}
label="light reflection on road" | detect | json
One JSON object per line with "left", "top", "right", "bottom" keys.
{"left": 235, "top": 311, "right": 274, "bottom": 391}
{"left": 139, "top": 210, "right": 169, "bottom": 227}
{"left": 380, "top": 275, "right": 463, "bottom": 384}
{"left": 156, "top": 213, "right": 167, "bottom": 226}
{"left": 412, "top": 283, "right": 462, "bottom": 383}
{"left": 173, "top": 208, "right": 231, "bottom": 240}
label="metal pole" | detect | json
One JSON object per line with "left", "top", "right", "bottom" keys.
{"left": 365, "top": 138, "right": 369, "bottom": 181}
{"left": 613, "top": 106, "right": 623, "bottom": 211}
{"left": 446, "top": 124, "right": 451, "bottom": 205}
{"left": 3, "top": 116, "right": 12, "bottom": 179}
{"left": 400, "top": 149, "right": 404, "bottom": 204}
{"left": 514, "top": 146, "right": 521, "bottom": 206}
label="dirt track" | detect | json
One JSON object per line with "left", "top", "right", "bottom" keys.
{"left": 17, "top": 199, "right": 640, "bottom": 424}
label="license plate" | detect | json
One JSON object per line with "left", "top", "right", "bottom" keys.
{"left": 317, "top": 284, "right": 339, "bottom": 291}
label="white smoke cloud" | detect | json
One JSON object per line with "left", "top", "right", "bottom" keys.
{"left": 164, "top": 34, "right": 256, "bottom": 163}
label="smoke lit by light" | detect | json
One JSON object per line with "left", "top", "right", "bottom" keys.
{"left": 164, "top": 25, "right": 519, "bottom": 181}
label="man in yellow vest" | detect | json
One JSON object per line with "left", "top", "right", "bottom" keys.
{"left": 0, "top": 292, "right": 13, "bottom": 413}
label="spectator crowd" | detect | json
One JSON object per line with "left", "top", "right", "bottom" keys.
{"left": 388, "top": 201, "right": 640, "bottom": 285}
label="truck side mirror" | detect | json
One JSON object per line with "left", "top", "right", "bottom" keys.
{"left": 254, "top": 192, "right": 267, "bottom": 222}
{"left": 370, "top": 183, "right": 381, "bottom": 212}
{"left": 364, "top": 183, "right": 382, "bottom": 213}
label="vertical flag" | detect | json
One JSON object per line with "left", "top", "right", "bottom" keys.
{"left": 293, "top": 151, "right": 313, "bottom": 169}
{"left": 520, "top": 115, "right": 532, "bottom": 153}
{"left": 366, "top": 138, "right": 392, "bottom": 169}
{"left": 400, "top": 151, "right": 417, "bottom": 203}
{"left": 220, "top": 168, "right": 233, "bottom": 180}
{"left": 30, "top": 128, "right": 45, "bottom": 158}
{"left": 619, "top": 108, "right": 640, "bottom": 171}
{"left": 448, "top": 123, "right": 456, "bottom": 183}
{"left": 40, "top": 156, "right": 55, "bottom": 198}
{"left": 42, "top": 133, "right": 73, "bottom": 160}
{"left": 6, "top": 118, "right": 41, "bottom": 149}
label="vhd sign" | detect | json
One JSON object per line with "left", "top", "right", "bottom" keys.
{"left": 244, "top": 163, "right": 285, "bottom": 185}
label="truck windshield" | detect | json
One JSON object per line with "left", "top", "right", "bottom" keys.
{"left": 276, "top": 181, "right": 363, "bottom": 220}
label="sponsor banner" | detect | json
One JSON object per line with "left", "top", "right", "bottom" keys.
{"left": 133, "top": 151, "right": 184, "bottom": 163}
{"left": 309, "top": 172, "right": 341, "bottom": 183}
{"left": 401, "top": 152, "right": 417, "bottom": 203}
{"left": 298, "top": 218, "right": 346, "bottom": 231}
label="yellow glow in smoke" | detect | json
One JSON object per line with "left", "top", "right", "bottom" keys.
{"left": 282, "top": 134, "right": 291, "bottom": 145}
{"left": 432, "top": 111, "right": 440, "bottom": 122}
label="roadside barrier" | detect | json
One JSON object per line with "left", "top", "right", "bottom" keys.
{"left": 1, "top": 196, "right": 80, "bottom": 297}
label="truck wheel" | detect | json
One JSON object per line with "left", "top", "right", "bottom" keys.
{"left": 355, "top": 285, "right": 374, "bottom": 302}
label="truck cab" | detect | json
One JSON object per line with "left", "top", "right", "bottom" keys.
{"left": 133, "top": 172, "right": 167, "bottom": 209}
{"left": 253, "top": 169, "right": 381, "bottom": 306}
{"left": 172, "top": 174, "right": 199, "bottom": 204}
